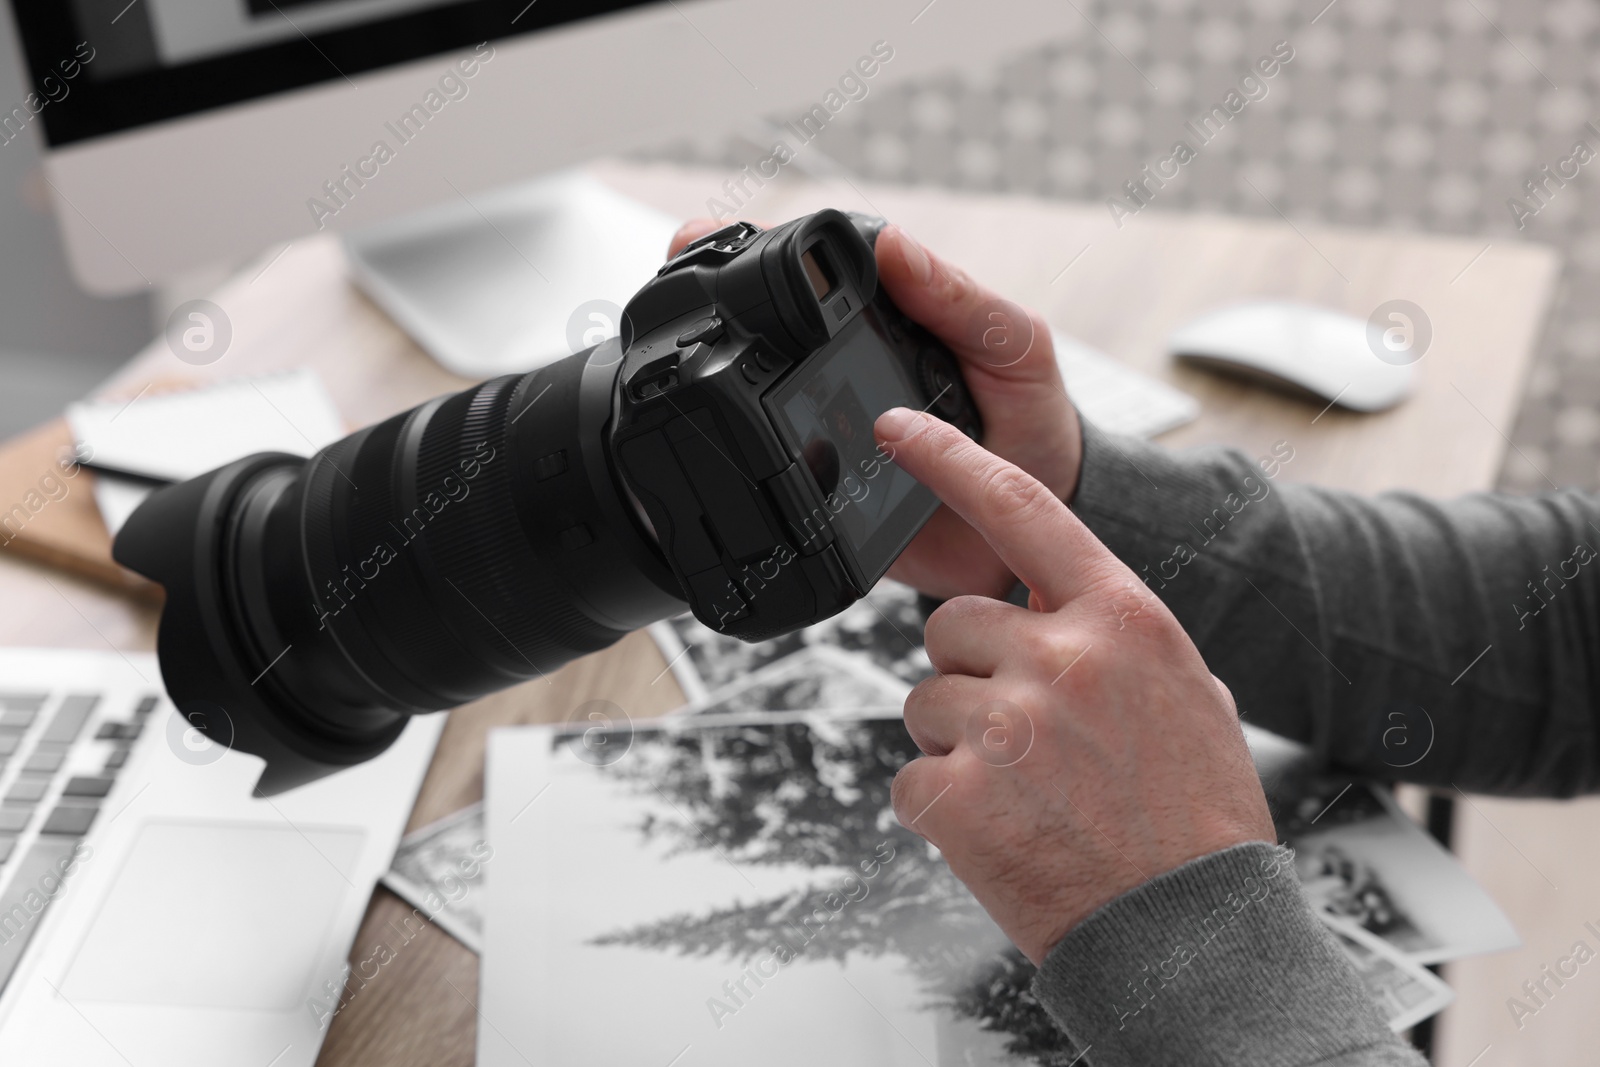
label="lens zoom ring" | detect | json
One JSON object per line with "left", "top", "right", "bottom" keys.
{"left": 415, "top": 375, "right": 619, "bottom": 672}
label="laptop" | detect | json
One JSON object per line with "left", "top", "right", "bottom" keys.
{"left": 0, "top": 647, "right": 442, "bottom": 1067}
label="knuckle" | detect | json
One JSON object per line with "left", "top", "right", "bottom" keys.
{"left": 1016, "top": 309, "right": 1054, "bottom": 372}
{"left": 934, "top": 255, "right": 975, "bottom": 305}
{"left": 924, "top": 595, "right": 994, "bottom": 650}
{"left": 902, "top": 675, "right": 944, "bottom": 721}
{"left": 976, "top": 462, "right": 1053, "bottom": 526}
{"left": 1097, "top": 580, "right": 1150, "bottom": 622}
{"left": 889, "top": 761, "right": 928, "bottom": 825}
{"left": 1019, "top": 625, "right": 1082, "bottom": 670}
{"left": 1124, "top": 603, "right": 1175, "bottom": 643}
{"left": 1113, "top": 590, "right": 1184, "bottom": 645}
{"left": 924, "top": 416, "right": 972, "bottom": 459}
{"left": 941, "top": 743, "right": 981, "bottom": 786}
{"left": 1019, "top": 627, "right": 1095, "bottom": 689}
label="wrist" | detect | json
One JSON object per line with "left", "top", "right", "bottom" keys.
{"left": 1029, "top": 842, "right": 1408, "bottom": 1067}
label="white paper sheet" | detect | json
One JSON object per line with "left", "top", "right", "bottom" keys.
{"left": 66, "top": 369, "right": 344, "bottom": 534}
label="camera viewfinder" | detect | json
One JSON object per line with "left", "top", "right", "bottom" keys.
{"left": 802, "top": 245, "right": 836, "bottom": 301}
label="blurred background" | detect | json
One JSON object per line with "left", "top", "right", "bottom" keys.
{"left": 0, "top": 9, "right": 148, "bottom": 440}
{"left": 643, "top": 0, "right": 1594, "bottom": 493}
{"left": 6, "top": 0, "right": 1595, "bottom": 488}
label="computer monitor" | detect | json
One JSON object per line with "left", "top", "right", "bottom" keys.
{"left": 6, "top": 0, "right": 1069, "bottom": 371}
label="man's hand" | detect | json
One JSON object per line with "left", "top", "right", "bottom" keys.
{"left": 668, "top": 218, "right": 1083, "bottom": 600}
{"left": 873, "top": 405, "right": 1275, "bottom": 966}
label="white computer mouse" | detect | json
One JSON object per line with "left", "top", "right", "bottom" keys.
{"left": 1167, "top": 300, "right": 1418, "bottom": 412}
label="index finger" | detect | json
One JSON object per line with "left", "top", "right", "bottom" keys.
{"left": 875, "top": 407, "right": 1121, "bottom": 610}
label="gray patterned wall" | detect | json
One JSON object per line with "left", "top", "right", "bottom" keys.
{"left": 650, "top": 0, "right": 1600, "bottom": 492}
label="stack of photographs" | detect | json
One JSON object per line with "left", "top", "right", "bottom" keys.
{"left": 478, "top": 706, "right": 1517, "bottom": 1067}
{"left": 1249, "top": 727, "right": 1519, "bottom": 1019}
{"left": 634, "top": 587, "right": 1519, "bottom": 1036}
{"left": 412, "top": 581, "right": 1522, "bottom": 1063}
{"left": 650, "top": 579, "right": 932, "bottom": 707}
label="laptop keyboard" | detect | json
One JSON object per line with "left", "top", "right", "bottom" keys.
{"left": 0, "top": 690, "right": 155, "bottom": 994}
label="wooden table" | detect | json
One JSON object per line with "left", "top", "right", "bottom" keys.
{"left": 0, "top": 161, "right": 1562, "bottom": 1066}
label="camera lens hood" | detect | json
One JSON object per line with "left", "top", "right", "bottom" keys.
{"left": 114, "top": 453, "right": 410, "bottom": 795}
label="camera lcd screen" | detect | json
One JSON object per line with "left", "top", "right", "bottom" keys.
{"left": 768, "top": 312, "right": 933, "bottom": 579}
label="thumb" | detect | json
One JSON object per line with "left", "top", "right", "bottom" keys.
{"left": 874, "top": 225, "right": 1059, "bottom": 386}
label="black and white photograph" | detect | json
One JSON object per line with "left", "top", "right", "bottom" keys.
{"left": 652, "top": 579, "right": 935, "bottom": 706}
{"left": 675, "top": 643, "right": 913, "bottom": 720}
{"left": 1319, "top": 914, "right": 1456, "bottom": 1035}
{"left": 482, "top": 713, "right": 1075, "bottom": 1067}
{"left": 480, "top": 713, "right": 1501, "bottom": 1067}
{"left": 1249, "top": 724, "right": 1519, "bottom": 967}
{"left": 381, "top": 802, "right": 493, "bottom": 954}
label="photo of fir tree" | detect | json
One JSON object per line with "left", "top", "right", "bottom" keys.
{"left": 574, "top": 715, "right": 1083, "bottom": 1065}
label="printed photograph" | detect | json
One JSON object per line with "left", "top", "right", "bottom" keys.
{"left": 480, "top": 713, "right": 1493, "bottom": 1067}
{"left": 482, "top": 713, "right": 1082, "bottom": 1067}
{"left": 651, "top": 579, "right": 935, "bottom": 706}
{"left": 676, "top": 644, "right": 912, "bottom": 720}
{"left": 1319, "top": 914, "right": 1455, "bottom": 1034}
{"left": 381, "top": 802, "right": 491, "bottom": 953}
{"left": 1248, "top": 724, "right": 1519, "bottom": 966}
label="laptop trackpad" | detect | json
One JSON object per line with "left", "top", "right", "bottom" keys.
{"left": 63, "top": 821, "right": 366, "bottom": 1009}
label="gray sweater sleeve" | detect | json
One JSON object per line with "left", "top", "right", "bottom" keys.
{"left": 1069, "top": 419, "right": 1600, "bottom": 796}
{"left": 1026, "top": 418, "right": 1600, "bottom": 1063}
{"left": 1032, "top": 843, "right": 1425, "bottom": 1067}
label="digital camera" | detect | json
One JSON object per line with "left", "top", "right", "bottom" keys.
{"left": 114, "top": 209, "right": 982, "bottom": 793}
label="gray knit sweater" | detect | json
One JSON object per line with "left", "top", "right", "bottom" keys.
{"left": 1029, "top": 419, "right": 1600, "bottom": 1065}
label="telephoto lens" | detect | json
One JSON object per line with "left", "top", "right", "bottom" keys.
{"left": 114, "top": 340, "right": 687, "bottom": 794}
{"left": 115, "top": 209, "right": 980, "bottom": 794}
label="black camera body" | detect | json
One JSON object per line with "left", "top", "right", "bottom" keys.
{"left": 113, "top": 210, "right": 980, "bottom": 793}
{"left": 613, "top": 211, "right": 980, "bottom": 641}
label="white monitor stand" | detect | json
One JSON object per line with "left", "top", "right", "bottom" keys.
{"left": 342, "top": 170, "right": 682, "bottom": 380}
